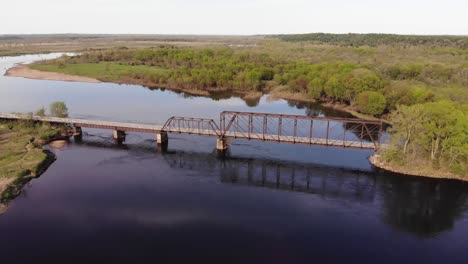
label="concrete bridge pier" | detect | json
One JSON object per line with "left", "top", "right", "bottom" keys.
{"left": 216, "top": 136, "right": 230, "bottom": 157}
{"left": 72, "top": 126, "right": 82, "bottom": 142}
{"left": 113, "top": 130, "right": 126, "bottom": 144}
{"left": 156, "top": 131, "right": 168, "bottom": 152}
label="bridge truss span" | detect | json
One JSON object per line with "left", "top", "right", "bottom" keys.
{"left": 220, "top": 111, "right": 383, "bottom": 150}
{"left": 162, "top": 116, "right": 221, "bottom": 137}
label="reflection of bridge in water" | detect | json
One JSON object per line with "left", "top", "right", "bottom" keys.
{"left": 163, "top": 151, "right": 468, "bottom": 238}
{"left": 0, "top": 111, "right": 384, "bottom": 154}
{"left": 164, "top": 152, "right": 378, "bottom": 203}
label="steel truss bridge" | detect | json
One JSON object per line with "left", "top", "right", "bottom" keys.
{"left": 0, "top": 111, "right": 384, "bottom": 150}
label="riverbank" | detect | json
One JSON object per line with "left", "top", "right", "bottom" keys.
{"left": 0, "top": 121, "right": 71, "bottom": 208}
{"left": 5, "top": 64, "right": 385, "bottom": 122}
{"left": 370, "top": 155, "right": 467, "bottom": 182}
{"left": 5, "top": 65, "right": 101, "bottom": 83}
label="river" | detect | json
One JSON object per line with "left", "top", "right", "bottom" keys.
{"left": 0, "top": 54, "right": 467, "bottom": 263}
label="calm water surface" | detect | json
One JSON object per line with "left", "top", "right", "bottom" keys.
{"left": 0, "top": 54, "right": 467, "bottom": 263}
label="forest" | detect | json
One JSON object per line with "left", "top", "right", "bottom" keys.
{"left": 274, "top": 33, "right": 468, "bottom": 48}
{"left": 30, "top": 34, "right": 468, "bottom": 176}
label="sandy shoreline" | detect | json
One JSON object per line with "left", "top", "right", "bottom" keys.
{"left": 4, "top": 65, "right": 101, "bottom": 83}
{"left": 369, "top": 155, "right": 467, "bottom": 182}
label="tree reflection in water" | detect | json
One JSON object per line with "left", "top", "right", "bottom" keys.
{"left": 379, "top": 174, "right": 468, "bottom": 238}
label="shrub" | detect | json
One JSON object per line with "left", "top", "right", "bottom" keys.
{"left": 35, "top": 107, "right": 46, "bottom": 117}
{"left": 38, "top": 130, "right": 59, "bottom": 140}
{"left": 382, "top": 148, "right": 404, "bottom": 165}
{"left": 355, "top": 91, "right": 387, "bottom": 116}
{"left": 49, "top": 101, "right": 69, "bottom": 118}
{"left": 450, "top": 164, "right": 465, "bottom": 175}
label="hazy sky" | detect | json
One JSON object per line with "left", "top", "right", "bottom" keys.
{"left": 2, "top": 0, "right": 467, "bottom": 35}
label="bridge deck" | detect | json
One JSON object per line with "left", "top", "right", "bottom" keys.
{"left": 224, "top": 132, "right": 376, "bottom": 149}
{"left": 0, "top": 113, "right": 379, "bottom": 149}
{"left": 0, "top": 113, "right": 164, "bottom": 133}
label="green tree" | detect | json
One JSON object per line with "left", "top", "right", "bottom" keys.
{"left": 388, "top": 104, "right": 426, "bottom": 156}
{"left": 421, "top": 101, "right": 467, "bottom": 166}
{"left": 49, "top": 101, "right": 69, "bottom": 118}
{"left": 35, "top": 107, "right": 46, "bottom": 117}
{"left": 308, "top": 77, "right": 324, "bottom": 99}
{"left": 344, "top": 69, "right": 384, "bottom": 101}
{"left": 324, "top": 76, "right": 345, "bottom": 101}
{"left": 355, "top": 91, "right": 387, "bottom": 116}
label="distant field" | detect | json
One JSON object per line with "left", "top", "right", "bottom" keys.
{"left": 0, "top": 34, "right": 262, "bottom": 57}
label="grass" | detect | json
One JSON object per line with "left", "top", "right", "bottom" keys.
{"left": 268, "top": 85, "right": 317, "bottom": 103}
{"left": 30, "top": 62, "right": 169, "bottom": 82}
{"left": 0, "top": 121, "right": 63, "bottom": 202}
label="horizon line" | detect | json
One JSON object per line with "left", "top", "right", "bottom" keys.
{"left": 1, "top": 32, "right": 468, "bottom": 37}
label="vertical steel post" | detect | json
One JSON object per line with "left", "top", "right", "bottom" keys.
{"left": 360, "top": 123, "right": 364, "bottom": 148}
{"left": 236, "top": 115, "right": 239, "bottom": 137}
{"left": 342, "top": 122, "right": 347, "bottom": 147}
{"left": 220, "top": 114, "right": 224, "bottom": 135}
{"left": 248, "top": 114, "right": 253, "bottom": 139}
{"left": 278, "top": 116, "right": 282, "bottom": 141}
{"left": 309, "top": 120, "right": 314, "bottom": 144}
{"left": 378, "top": 122, "right": 383, "bottom": 151}
{"left": 293, "top": 118, "right": 298, "bottom": 143}
{"left": 263, "top": 116, "right": 267, "bottom": 141}
{"left": 326, "top": 121, "right": 330, "bottom": 145}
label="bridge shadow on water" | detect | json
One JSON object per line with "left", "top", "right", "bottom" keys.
{"left": 69, "top": 133, "right": 468, "bottom": 238}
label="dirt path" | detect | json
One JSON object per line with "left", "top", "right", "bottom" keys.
{"left": 5, "top": 65, "right": 101, "bottom": 83}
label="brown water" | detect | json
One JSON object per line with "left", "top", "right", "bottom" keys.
{"left": 0, "top": 54, "right": 467, "bottom": 263}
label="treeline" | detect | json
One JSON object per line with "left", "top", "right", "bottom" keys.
{"left": 54, "top": 46, "right": 467, "bottom": 117}
{"left": 63, "top": 48, "right": 392, "bottom": 114}
{"left": 62, "top": 47, "right": 278, "bottom": 90}
{"left": 274, "top": 33, "right": 468, "bottom": 48}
